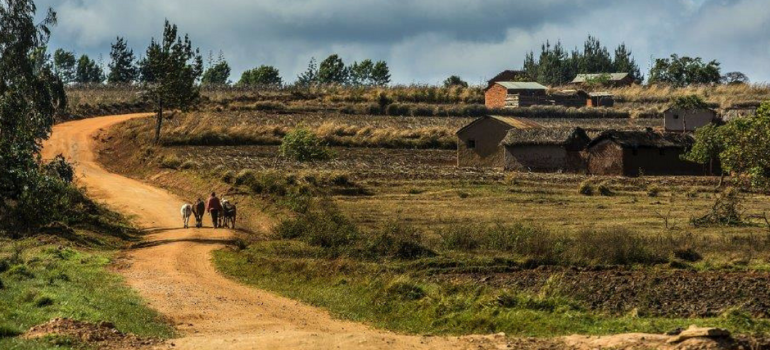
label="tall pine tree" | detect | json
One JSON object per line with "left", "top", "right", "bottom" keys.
{"left": 107, "top": 37, "right": 137, "bottom": 84}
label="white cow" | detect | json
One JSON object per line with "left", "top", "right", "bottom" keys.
{"left": 181, "top": 203, "right": 193, "bottom": 228}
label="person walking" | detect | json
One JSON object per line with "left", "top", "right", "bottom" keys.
{"left": 206, "top": 192, "right": 223, "bottom": 228}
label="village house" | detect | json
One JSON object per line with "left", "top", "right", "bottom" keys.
{"left": 586, "top": 129, "right": 711, "bottom": 177}
{"left": 572, "top": 73, "right": 634, "bottom": 87}
{"left": 588, "top": 92, "right": 615, "bottom": 107}
{"left": 456, "top": 115, "right": 542, "bottom": 168}
{"left": 500, "top": 127, "right": 591, "bottom": 173}
{"left": 549, "top": 90, "right": 590, "bottom": 108}
{"left": 663, "top": 107, "right": 717, "bottom": 132}
{"left": 485, "top": 81, "right": 548, "bottom": 108}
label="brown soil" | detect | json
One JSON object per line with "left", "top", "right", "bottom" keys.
{"left": 436, "top": 268, "right": 770, "bottom": 318}
{"left": 24, "top": 318, "right": 161, "bottom": 349}
{"left": 40, "top": 114, "right": 762, "bottom": 350}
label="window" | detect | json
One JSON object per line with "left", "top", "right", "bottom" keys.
{"left": 673, "top": 114, "right": 680, "bottom": 120}
{"left": 467, "top": 139, "right": 476, "bottom": 149}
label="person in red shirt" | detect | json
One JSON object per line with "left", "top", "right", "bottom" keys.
{"left": 206, "top": 192, "right": 223, "bottom": 228}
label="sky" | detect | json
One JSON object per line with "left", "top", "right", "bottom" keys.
{"left": 37, "top": 0, "right": 770, "bottom": 85}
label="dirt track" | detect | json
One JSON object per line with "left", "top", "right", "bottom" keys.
{"left": 41, "top": 114, "right": 749, "bottom": 350}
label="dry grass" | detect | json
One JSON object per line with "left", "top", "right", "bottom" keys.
{"left": 606, "top": 84, "right": 770, "bottom": 109}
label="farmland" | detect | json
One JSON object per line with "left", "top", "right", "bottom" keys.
{"left": 95, "top": 92, "right": 770, "bottom": 339}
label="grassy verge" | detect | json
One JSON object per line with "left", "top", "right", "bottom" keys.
{"left": 213, "top": 240, "right": 770, "bottom": 337}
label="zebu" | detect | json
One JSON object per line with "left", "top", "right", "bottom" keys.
{"left": 181, "top": 204, "right": 193, "bottom": 228}
{"left": 221, "top": 199, "right": 237, "bottom": 229}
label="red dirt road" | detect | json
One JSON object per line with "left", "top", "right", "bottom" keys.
{"left": 42, "top": 114, "right": 514, "bottom": 349}
{"left": 41, "top": 114, "right": 742, "bottom": 350}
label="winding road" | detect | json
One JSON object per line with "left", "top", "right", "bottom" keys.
{"left": 41, "top": 114, "right": 512, "bottom": 349}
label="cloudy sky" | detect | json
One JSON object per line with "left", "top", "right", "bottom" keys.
{"left": 37, "top": 0, "right": 770, "bottom": 85}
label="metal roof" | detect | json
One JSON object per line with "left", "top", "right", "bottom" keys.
{"left": 572, "top": 73, "right": 630, "bottom": 83}
{"left": 495, "top": 81, "right": 548, "bottom": 90}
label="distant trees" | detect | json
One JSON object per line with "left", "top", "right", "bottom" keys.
{"left": 75, "top": 54, "right": 104, "bottom": 84}
{"left": 238, "top": 65, "right": 282, "bottom": 87}
{"left": 648, "top": 54, "right": 721, "bottom": 87}
{"left": 201, "top": 52, "right": 231, "bottom": 86}
{"left": 443, "top": 75, "right": 468, "bottom": 88}
{"left": 107, "top": 37, "right": 137, "bottom": 84}
{"left": 53, "top": 49, "right": 77, "bottom": 83}
{"left": 722, "top": 71, "right": 749, "bottom": 85}
{"left": 522, "top": 35, "right": 642, "bottom": 86}
{"left": 139, "top": 20, "right": 203, "bottom": 144}
{"left": 295, "top": 55, "right": 390, "bottom": 87}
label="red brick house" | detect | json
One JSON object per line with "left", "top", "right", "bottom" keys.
{"left": 485, "top": 82, "right": 548, "bottom": 108}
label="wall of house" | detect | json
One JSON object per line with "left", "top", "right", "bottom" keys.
{"left": 485, "top": 84, "right": 508, "bottom": 109}
{"left": 457, "top": 119, "right": 511, "bottom": 168}
{"left": 504, "top": 145, "right": 579, "bottom": 172}
{"left": 664, "top": 109, "right": 716, "bottom": 132}
{"left": 622, "top": 147, "right": 707, "bottom": 176}
{"left": 587, "top": 140, "right": 624, "bottom": 176}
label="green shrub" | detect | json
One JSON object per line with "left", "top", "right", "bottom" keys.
{"left": 180, "top": 160, "right": 199, "bottom": 170}
{"left": 280, "top": 127, "right": 333, "bottom": 162}
{"left": 0, "top": 325, "right": 22, "bottom": 338}
{"left": 673, "top": 248, "right": 703, "bottom": 262}
{"left": 597, "top": 181, "right": 613, "bottom": 196}
{"left": 44, "top": 154, "right": 75, "bottom": 183}
{"left": 385, "top": 280, "right": 426, "bottom": 301}
{"left": 234, "top": 169, "right": 256, "bottom": 186}
{"left": 571, "top": 228, "right": 666, "bottom": 265}
{"left": 365, "top": 222, "right": 434, "bottom": 260}
{"left": 7, "top": 265, "right": 34, "bottom": 279}
{"left": 34, "top": 295, "right": 55, "bottom": 307}
{"left": 253, "top": 101, "right": 285, "bottom": 111}
{"left": 159, "top": 155, "right": 182, "bottom": 169}
{"left": 578, "top": 180, "right": 593, "bottom": 196}
{"left": 274, "top": 205, "right": 359, "bottom": 251}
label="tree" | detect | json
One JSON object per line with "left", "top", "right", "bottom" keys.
{"left": 722, "top": 71, "right": 749, "bottom": 85}
{"left": 443, "top": 75, "right": 468, "bottom": 88}
{"left": 318, "top": 54, "right": 347, "bottom": 85}
{"left": 686, "top": 102, "right": 770, "bottom": 189}
{"left": 238, "top": 65, "right": 282, "bottom": 87}
{"left": 139, "top": 20, "right": 203, "bottom": 144}
{"left": 648, "top": 54, "right": 721, "bottom": 87}
{"left": 280, "top": 127, "right": 332, "bottom": 161}
{"left": 370, "top": 60, "right": 391, "bottom": 87}
{"left": 0, "top": 1, "right": 66, "bottom": 204}
{"left": 612, "top": 43, "right": 642, "bottom": 83}
{"left": 296, "top": 57, "right": 318, "bottom": 87}
{"left": 75, "top": 54, "right": 104, "bottom": 83}
{"left": 201, "top": 52, "right": 230, "bottom": 86}
{"left": 53, "top": 48, "right": 76, "bottom": 83}
{"left": 107, "top": 37, "right": 137, "bottom": 84}
{"left": 349, "top": 59, "right": 373, "bottom": 86}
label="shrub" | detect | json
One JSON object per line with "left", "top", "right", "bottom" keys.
{"left": 674, "top": 248, "right": 703, "bottom": 262}
{"left": 44, "top": 154, "right": 75, "bottom": 183}
{"left": 34, "top": 295, "right": 55, "bottom": 307}
{"left": 578, "top": 180, "right": 594, "bottom": 196}
{"left": 365, "top": 222, "right": 434, "bottom": 260}
{"left": 280, "top": 127, "right": 333, "bottom": 162}
{"left": 691, "top": 187, "right": 744, "bottom": 227}
{"left": 159, "top": 155, "right": 182, "bottom": 169}
{"left": 222, "top": 170, "right": 236, "bottom": 184}
{"left": 385, "top": 280, "right": 426, "bottom": 301}
{"left": 571, "top": 228, "right": 666, "bottom": 265}
{"left": 0, "top": 325, "right": 21, "bottom": 338}
{"left": 597, "top": 181, "right": 613, "bottom": 196}
{"left": 274, "top": 204, "right": 359, "bottom": 251}
{"left": 647, "top": 185, "right": 661, "bottom": 197}
{"left": 7, "top": 265, "right": 34, "bottom": 279}
{"left": 440, "top": 226, "right": 481, "bottom": 251}
{"left": 253, "top": 101, "right": 285, "bottom": 111}
{"left": 234, "top": 169, "right": 256, "bottom": 186}
{"left": 180, "top": 160, "right": 199, "bottom": 170}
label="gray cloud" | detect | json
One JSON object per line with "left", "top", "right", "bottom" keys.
{"left": 36, "top": 0, "right": 770, "bottom": 84}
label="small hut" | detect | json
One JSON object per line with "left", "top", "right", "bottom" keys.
{"left": 586, "top": 130, "right": 712, "bottom": 176}
{"left": 664, "top": 108, "right": 717, "bottom": 132}
{"left": 485, "top": 82, "right": 548, "bottom": 108}
{"left": 501, "top": 127, "right": 590, "bottom": 172}
{"left": 588, "top": 92, "right": 615, "bottom": 107}
{"left": 456, "top": 116, "right": 542, "bottom": 168}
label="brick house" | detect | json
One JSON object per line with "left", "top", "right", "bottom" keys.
{"left": 485, "top": 82, "right": 548, "bottom": 108}
{"left": 501, "top": 127, "right": 591, "bottom": 173}
{"left": 586, "top": 130, "right": 714, "bottom": 176}
{"left": 456, "top": 116, "right": 542, "bottom": 168}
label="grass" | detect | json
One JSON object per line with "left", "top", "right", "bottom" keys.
{"left": 0, "top": 240, "right": 174, "bottom": 349}
{"left": 213, "top": 241, "right": 770, "bottom": 337}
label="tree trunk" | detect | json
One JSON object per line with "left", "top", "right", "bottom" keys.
{"left": 154, "top": 97, "right": 163, "bottom": 144}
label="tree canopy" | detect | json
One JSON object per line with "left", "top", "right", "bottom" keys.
{"left": 238, "top": 65, "right": 282, "bottom": 87}
{"left": 443, "top": 75, "right": 468, "bottom": 88}
{"left": 107, "top": 37, "right": 137, "bottom": 84}
{"left": 53, "top": 48, "right": 76, "bottom": 83}
{"left": 201, "top": 52, "right": 231, "bottom": 86}
{"left": 648, "top": 54, "right": 721, "bottom": 87}
{"left": 75, "top": 54, "right": 104, "bottom": 84}
{"left": 139, "top": 20, "right": 203, "bottom": 143}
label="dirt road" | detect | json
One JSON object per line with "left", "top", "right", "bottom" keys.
{"left": 42, "top": 114, "right": 742, "bottom": 350}
{"left": 42, "top": 114, "right": 517, "bottom": 349}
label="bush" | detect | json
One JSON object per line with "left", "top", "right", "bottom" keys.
{"left": 385, "top": 280, "right": 426, "bottom": 301}
{"left": 674, "top": 248, "right": 703, "bottom": 262}
{"left": 647, "top": 185, "right": 661, "bottom": 197}
{"left": 253, "top": 101, "right": 285, "bottom": 111}
{"left": 159, "top": 155, "right": 182, "bottom": 169}
{"left": 578, "top": 180, "right": 594, "bottom": 196}
{"left": 44, "top": 154, "right": 75, "bottom": 183}
{"left": 571, "top": 228, "right": 666, "bottom": 265}
{"left": 274, "top": 204, "right": 359, "bottom": 251}
{"left": 34, "top": 295, "right": 55, "bottom": 307}
{"left": 0, "top": 325, "right": 22, "bottom": 338}
{"left": 235, "top": 169, "right": 257, "bottom": 186}
{"left": 597, "top": 181, "right": 613, "bottom": 196}
{"left": 221, "top": 170, "right": 236, "bottom": 184}
{"left": 280, "top": 127, "right": 333, "bottom": 162}
{"left": 180, "top": 160, "right": 199, "bottom": 170}
{"left": 365, "top": 222, "right": 434, "bottom": 260}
